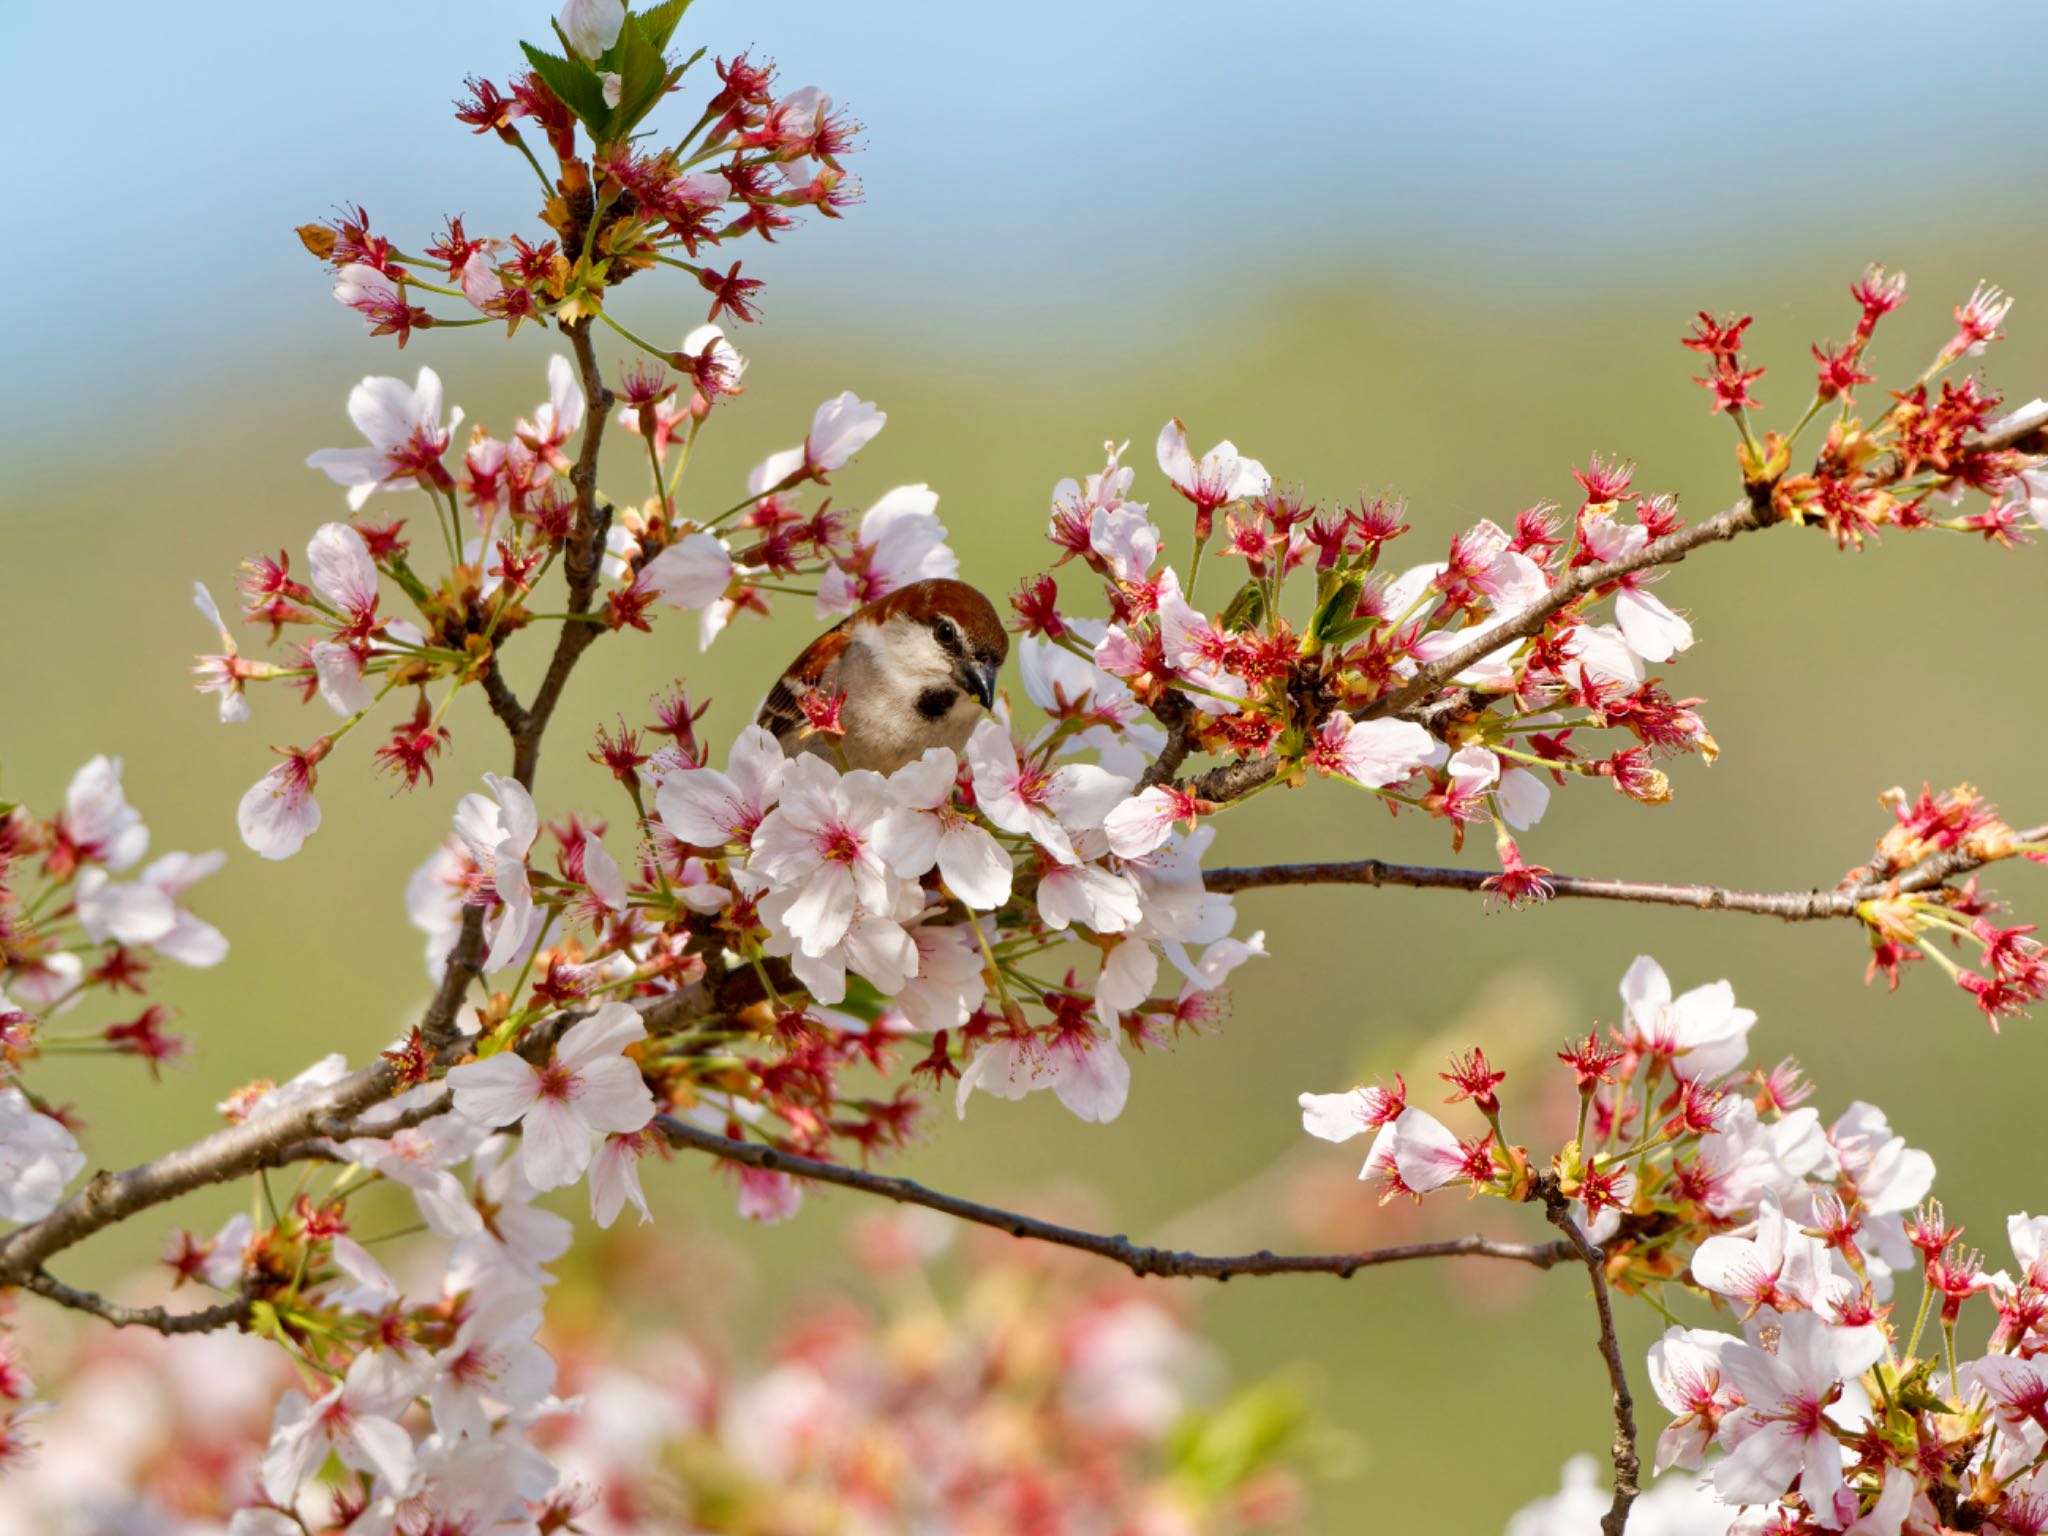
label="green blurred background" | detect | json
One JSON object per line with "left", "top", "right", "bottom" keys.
{"left": 7, "top": 2, "right": 2048, "bottom": 1528}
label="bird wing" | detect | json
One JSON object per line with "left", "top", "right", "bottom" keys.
{"left": 756, "top": 622, "right": 852, "bottom": 741}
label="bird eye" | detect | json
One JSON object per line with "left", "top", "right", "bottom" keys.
{"left": 934, "top": 618, "right": 960, "bottom": 650}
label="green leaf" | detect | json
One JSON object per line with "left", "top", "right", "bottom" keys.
{"left": 637, "top": 0, "right": 694, "bottom": 54}
{"left": 1168, "top": 1380, "right": 1311, "bottom": 1497}
{"left": 1302, "top": 569, "right": 1366, "bottom": 652}
{"left": 606, "top": 14, "right": 672, "bottom": 138}
{"left": 1218, "top": 580, "right": 1265, "bottom": 634}
{"left": 520, "top": 40, "right": 612, "bottom": 135}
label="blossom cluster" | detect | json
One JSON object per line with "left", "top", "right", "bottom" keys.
{"left": 1849, "top": 782, "right": 2048, "bottom": 1025}
{"left": 1305, "top": 956, "right": 2048, "bottom": 1532}
{"left": 0, "top": 758, "right": 230, "bottom": 1227}
{"left": 301, "top": 0, "right": 856, "bottom": 349}
{"left": 0, "top": 1203, "right": 1309, "bottom": 1534}
{"left": 398, "top": 704, "right": 1261, "bottom": 1202}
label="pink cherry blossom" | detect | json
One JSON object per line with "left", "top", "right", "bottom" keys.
{"left": 260, "top": 1347, "right": 421, "bottom": 1503}
{"left": 1036, "top": 861, "right": 1143, "bottom": 934}
{"left": 1383, "top": 1106, "right": 1471, "bottom": 1193}
{"left": 305, "top": 368, "right": 461, "bottom": 510}
{"left": 1713, "top": 1310, "right": 1883, "bottom": 1515}
{"left": 643, "top": 531, "right": 736, "bottom": 610}
{"left": 965, "top": 718, "right": 1133, "bottom": 865}
{"left": 655, "top": 725, "right": 787, "bottom": 849}
{"left": 1646, "top": 1325, "right": 1738, "bottom": 1472}
{"left": 1154, "top": 418, "right": 1270, "bottom": 512}
{"left": 190, "top": 582, "right": 252, "bottom": 723}
{"left": 453, "top": 772, "right": 541, "bottom": 971}
{"left": 237, "top": 747, "right": 324, "bottom": 861}
{"left": 426, "top": 1287, "right": 556, "bottom": 1441}
{"left": 55, "top": 755, "right": 150, "bottom": 872}
{"left": 1307, "top": 713, "right": 1444, "bottom": 789}
{"left": 516, "top": 354, "right": 586, "bottom": 474}
{"left": 0, "top": 1087, "right": 85, "bottom": 1222}
{"left": 557, "top": 0, "right": 624, "bottom": 58}
{"left": 874, "top": 748, "right": 1012, "bottom": 909}
{"left": 956, "top": 1027, "right": 1130, "bottom": 1125}
{"left": 446, "top": 1003, "right": 656, "bottom": 1191}
{"left": 1691, "top": 1196, "right": 1830, "bottom": 1316}
{"left": 816, "top": 484, "right": 959, "bottom": 618}
{"left": 590, "top": 1132, "right": 655, "bottom": 1228}
{"left": 1620, "top": 955, "right": 1756, "bottom": 1081}
{"left": 737, "top": 1166, "right": 805, "bottom": 1224}
{"left": 806, "top": 390, "right": 885, "bottom": 473}
{"left": 746, "top": 756, "right": 904, "bottom": 958}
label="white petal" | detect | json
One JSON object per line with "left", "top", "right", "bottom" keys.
{"left": 519, "top": 1097, "right": 596, "bottom": 1191}
{"left": 446, "top": 1054, "right": 540, "bottom": 1127}
{"left": 572, "top": 1055, "right": 656, "bottom": 1135}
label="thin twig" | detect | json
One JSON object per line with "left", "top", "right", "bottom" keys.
{"left": 1543, "top": 1187, "right": 1639, "bottom": 1536}
{"left": 659, "top": 1116, "right": 1575, "bottom": 1279}
{"left": 24, "top": 1271, "right": 252, "bottom": 1335}
{"left": 1203, "top": 821, "right": 2048, "bottom": 919}
{"left": 510, "top": 319, "right": 615, "bottom": 788}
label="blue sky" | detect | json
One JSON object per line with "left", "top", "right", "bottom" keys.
{"left": 7, "top": 1, "right": 2047, "bottom": 430}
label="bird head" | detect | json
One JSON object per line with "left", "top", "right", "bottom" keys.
{"left": 861, "top": 578, "right": 1009, "bottom": 715}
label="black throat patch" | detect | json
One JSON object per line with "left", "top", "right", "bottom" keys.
{"left": 914, "top": 686, "right": 957, "bottom": 721}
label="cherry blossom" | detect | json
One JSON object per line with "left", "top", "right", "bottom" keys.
{"left": 642, "top": 530, "right": 735, "bottom": 610}
{"left": 190, "top": 582, "right": 253, "bottom": 723}
{"left": 260, "top": 1347, "right": 421, "bottom": 1503}
{"left": 1620, "top": 955, "right": 1757, "bottom": 1081}
{"left": 446, "top": 1003, "right": 655, "bottom": 1191}
{"left": 589, "top": 1132, "right": 654, "bottom": 1228}
{"left": 756, "top": 390, "right": 886, "bottom": 487}
{"left": 0, "top": 1087, "right": 85, "bottom": 1222}
{"left": 558, "top": 0, "right": 625, "bottom": 59}
{"left": 305, "top": 368, "right": 461, "bottom": 510}
{"left": 237, "top": 746, "right": 325, "bottom": 860}
{"left": 964, "top": 718, "right": 1133, "bottom": 864}
{"left": 744, "top": 756, "right": 904, "bottom": 957}
{"left": 873, "top": 748, "right": 1012, "bottom": 908}
{"left": 426, "top": 1285, "right": 556, "bottom": 1441}
{"left": 452, "top": 772, "right": 541, "bottom": 971}
{"left": 1155, "top": 418, "right": 1270, "bottom": 512}
{"left": 1306, "top": 713, "right": 1444, "bottom": 789}
{"left": 655, "top": 725, "right": 787, "bottom": 849}
{"left": 1645, "top": 1326, "right": 1738, "bottom": 1473}
{"left": 956, "top": 1026, "right": 1130, "bottom": 1125}
{"left": 1713, "top": 1310, "right": 1884, "bottom": 1515}
{"left": 516, "top": 354, "right": 586, "bottom": 473}
{"left": 816, "top": 484, "right": 960, "bottom": 618}
{"left": 53, "top": 755, "right": 150, "bottom": 872}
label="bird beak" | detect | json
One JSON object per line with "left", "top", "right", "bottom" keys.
{"left": 957, "top": 658, "right": 999, "bottom": 710}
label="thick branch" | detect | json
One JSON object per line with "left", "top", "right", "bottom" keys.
{"left": 1543, "top": 1189, "right": 1639, "bottom": 1536}
{"left": 1204, "top": 821, "right": 2048, "bottom": 919}
{"left": 659, "top": 1116, "right": 1574, "bottom": 1279}
{"left": 23, "top": 1271, "right": 251, "bottom": 1335}
{"left": 0, "top": 985, "right": 718, "bottom": 1292}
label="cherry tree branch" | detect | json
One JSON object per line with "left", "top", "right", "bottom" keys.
{"left": 1162, "top": 401, "right": 2048, "bottom": 809}
{"left": 508, "top": 319, "right": 615, "bottom": 788}
{"left": 658, "top": 1115, "right": 1576, "bottom": 1279}
{"left": 0, "top": 985, "right": 719, "bottom": 1299}
{"left": 22, "top": 1271, "right": 252, "bottom": 1335}
{"left": 1203, "top": 821, "right": 2048, "bottom": 917}
{"left": 1542, "top": 1187, "right": 1639, "bottom": 1536}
